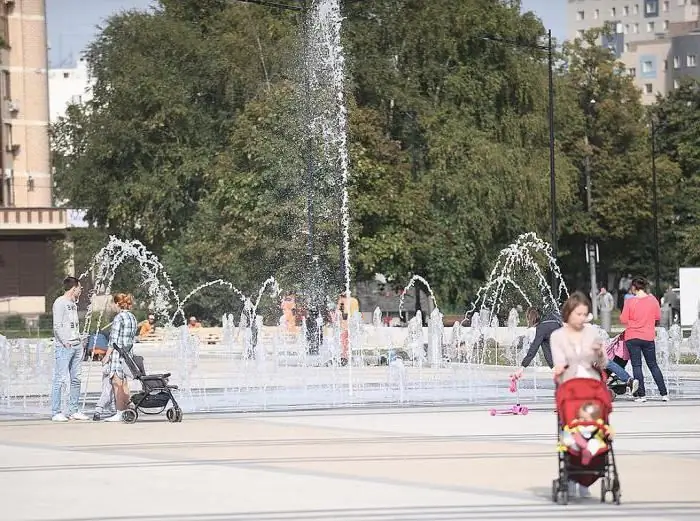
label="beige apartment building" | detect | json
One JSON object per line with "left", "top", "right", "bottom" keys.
{"left": 0, "top": 0, "right": 69, "bottom": 316}
{"left": 568, "top": 0, "right": 700, "bottom": 103}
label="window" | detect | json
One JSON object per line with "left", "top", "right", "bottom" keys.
{"left": 664, "top": 59, "right": 668, "bottom": 70}
{"left": 611, "top": 7, "right": 617, "bottom": 16}
{"left": 1, "top": 70, "right": 9, "bottom": 100}
{"left": 576, "top": 29, "right": 585, "bottom": 39}
{"left": 645, "top": 83, "right": 654, "bottom": 93}
{"left": 62, "top": 72, "right": 69, "bottom": 79}
{"left": 624, "top": 5, "right": 630, "bottom": 15}
{"left": 645, "top": 0, "right": 659, "bottom": 15}
{"left": 625, "top": 42, "right": 631, "bottom": 52}
{"left": 642, "top": 60, "right": 654, "bottom": 72}
{"left": 674, "top": 79, "right": 681, "bottom": 89}
{"left": 593, "top": 8, "right": 600, "bottom": 19}
{"left": 647, "top": 21, "right": 655, "bottom": 31}
{"left": 663, "top": 0, "right": 670, "bottom": 10}
{"left": 4, "top": 123, "right": 12, "bottom": 148}
{"left": 633, "top": 23, "right": 640, "bottom": 33}
{"left": 629, "top": 67, "right": 637, "bottom": 77}
{"left": 616, "top": 22, "right": 624, "bottom": 33}
{"left": 577, "top": 10, "right": 585, "bottom": 21}
{"left": 663, "top": 20, "right": 669, "bottom": 30}
{"left": 688, "top": 54, "right": 697, "bottom": 66}
{"left": 634, "top": 3, "right": 640, "bottom": 14}
{"left": 674, "top": 55, "right": 681, "bottom": 68}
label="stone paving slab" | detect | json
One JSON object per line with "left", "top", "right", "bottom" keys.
{"left": 1, "top": 402, "right": 699, "bottom": 521}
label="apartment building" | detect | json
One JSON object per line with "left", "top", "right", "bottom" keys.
{"left": 48, "top": 55, "right": 91, "bottom": 123}
{"left": 568, "top": 0, "right": 700, "bottom": 103}
{"left": 0, "top": 0, "right": 70, "bottom": 316}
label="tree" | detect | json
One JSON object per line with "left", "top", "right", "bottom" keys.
{"left": 52, "top": 2, "right": 298, "bottom": 251}
{"left": 654, "top": 79, "right": 700, "bottom": 271}
{"left": 556, "top": 28, "right": 680, "bottom": 289}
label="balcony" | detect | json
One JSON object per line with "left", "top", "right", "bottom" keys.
{"left": 0, "top": 207, "right": 69, "bottom": 233}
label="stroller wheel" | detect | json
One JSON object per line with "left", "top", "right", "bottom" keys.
{"left": 612, "top": 479, "right": 621, "bottom": 505}
{"left": 122, "top": 409, "right": 138, "bottom": 424}
{"left": 166, "top": 408, "right": 183, "bottom": 423}
{"left": 601, "top": 479, "right": 608, "bottom": 503}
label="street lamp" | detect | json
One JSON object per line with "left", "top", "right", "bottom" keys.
{"left": 650, "top": 118, "right": 661, "bottom": 300}
{"left": 482, "top": 29, "right": 557, "bottom": 292}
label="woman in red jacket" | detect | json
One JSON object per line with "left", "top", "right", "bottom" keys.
{"left": 620, "top": 277, "right": 668, "bottom": 403}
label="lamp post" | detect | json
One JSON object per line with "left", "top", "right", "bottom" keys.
{"left": 482, "top": 29, "right": 557, "bottom": 292}
{"left": 650, "top": 118, "right": 661, "bottom": 300}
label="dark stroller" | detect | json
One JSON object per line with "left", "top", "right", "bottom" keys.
{"left": 112, "top": 344, "right": 183, "bottom": 424}
{"left": 552, "top": 377, "right": 621, "bottom": 505}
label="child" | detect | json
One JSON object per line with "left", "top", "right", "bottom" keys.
{"left": 93, "top": 362, "right": 116, "bottom": 421}
{"left": 560, "top": 401, "right": 611, "bottom": 465}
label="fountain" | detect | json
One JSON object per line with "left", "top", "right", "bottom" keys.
{"left": 3, "top": 3, "right": 695, "bottom": 416}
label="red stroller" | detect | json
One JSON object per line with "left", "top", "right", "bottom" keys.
{"left": 552, "top": 377, "right": 621, "bottom": 505}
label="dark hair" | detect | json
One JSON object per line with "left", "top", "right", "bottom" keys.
{"left": 630, "top": 277, "right": 648, "bottom": 292}
{"left": 62, "top": 276, "right": 80, "bottom": 292}
{"left": 526, "top": 308, "right": 541, "bottom": 327}
{"left": 561, "top": 291, "right": 591, "bottom": 323}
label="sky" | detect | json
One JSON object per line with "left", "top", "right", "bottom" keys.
{"left": 47, "top": 0, "right": 567, "bottom": 68}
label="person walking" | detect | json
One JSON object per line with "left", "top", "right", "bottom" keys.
{"left": 550, "top": 291, "right": 608, "bottom": 498}
{"left": 51, "top": 277, "right": 90, "bottom": 422}
{"left": 598, "top": 287, "right": 615, "bottom": 333}
{"left": 620, "top": 277, "right": 669, "bottom": 403}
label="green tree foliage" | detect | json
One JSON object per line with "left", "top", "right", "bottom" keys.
{"left": 556, "top": 28, "right": 680, "bottom": 288}
{"left": 654, "top": 78, "right": 700, "bottom": 270}
{"left": 51, "top": 1, "right": 686, "bottom": 315}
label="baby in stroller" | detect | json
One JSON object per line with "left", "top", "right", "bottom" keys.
{"left": 559, "top": 401, "right": 613, "bottom": 465}
{"left": 553, "top": 378, "right": 621, "bottom": 505}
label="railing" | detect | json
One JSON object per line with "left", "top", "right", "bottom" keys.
{"left": 0, "top": 207, "right": 68, "bottom": 230}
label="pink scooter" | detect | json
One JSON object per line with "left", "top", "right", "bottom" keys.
{"left": 489, "top": 373, "right": 529, "bottom": 416}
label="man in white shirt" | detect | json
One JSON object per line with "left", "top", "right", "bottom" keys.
{"left": 50, "top": 276, "right": 89, "bottom": 421}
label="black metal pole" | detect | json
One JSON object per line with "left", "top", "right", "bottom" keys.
{"left": 650, "top": 119, "right": 661, "bottom": 299}
{"left": 547, "top": 29, "right": 558, "bottom": 295}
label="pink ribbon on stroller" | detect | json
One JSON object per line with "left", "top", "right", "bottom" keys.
{"left": 606, "top": 331, "right": 630, "bottom": 361}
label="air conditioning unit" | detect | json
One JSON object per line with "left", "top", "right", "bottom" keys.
{"left": 6, "top": 99, "right": 18, "bottom": 113}
{"left": 5, "top": 143, "right": 19, "bottom": 153}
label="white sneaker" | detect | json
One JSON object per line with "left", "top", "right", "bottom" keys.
{"left": 661, "top": 395, "right": 670, "bottom": 402}
{"left": 635, "top": 396, "right": 647, "bottom": 403}
{"left": 51, "top": 413, "right": 69, "bottom": 422}
{"left": 69, "top": 412, "right": 90, "bottom": 421}
{"left": 104, "top": 412, "right": 124, "bottom": 422}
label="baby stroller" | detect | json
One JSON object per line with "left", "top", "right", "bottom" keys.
{"left": 112, "top": 344, "right": 183, "bottom": 424}
{"left": 552, "top": 377, "right": 621, "bottom": 505}
{"left": 606, "top": 332, "right": 631, "bottom": 401}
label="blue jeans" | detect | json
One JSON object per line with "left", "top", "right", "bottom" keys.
{"left": 606, "top": 359, "right": 631, "bottom": 382}
{"left": 626, "top": 338, "right": 668, "bottom": 397}
{"left": 51, "top": 344, "right": 83, "bottom": 415}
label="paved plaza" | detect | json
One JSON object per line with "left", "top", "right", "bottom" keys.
{"left": 1, "top": 399, "right": 699, "bottom": 521}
